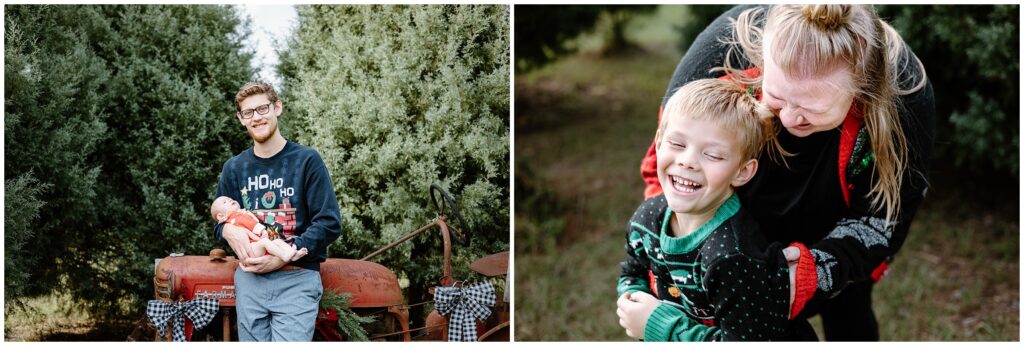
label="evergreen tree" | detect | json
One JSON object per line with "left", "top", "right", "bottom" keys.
{"left": 5, "top": 4, "right": 111, "bottom": 305}
{"left": 4, "top": 4, "right": 255, "bottom": 318}
{"left": 86, "top": 5, "right": 255, "bottom": 317}
{"left": 673, "top": 5, "right": 733, "bottom": 53}
{"left": 279, "top": 4, "right": 509, "bottom": 325}
{"left": 514, "top": 5, "right": 601, "bottom": 73}
{"left": 878, "top": 5, "right": 1019, "bottom": 176}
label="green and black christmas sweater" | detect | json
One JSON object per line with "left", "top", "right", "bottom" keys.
{"left": 617, "top": 193, "right": 817, "bottom": 341}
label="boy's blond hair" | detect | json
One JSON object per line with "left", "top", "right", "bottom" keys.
{"left": 657, "top": 78, "right": 783, "bottom": 161}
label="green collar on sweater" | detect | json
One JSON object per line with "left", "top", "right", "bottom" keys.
{"left": 659, "top": 193, "right": 739, "bottom": 255}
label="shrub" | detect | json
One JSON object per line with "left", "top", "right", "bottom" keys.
{"left": 878, "top": 5, "right": 1019, "bottom": 176}
{"left": 279, "top": 4, "right": 509, "bottom": 323}
{"left": 4, "top": 4, "right": 255, "bottom": 318}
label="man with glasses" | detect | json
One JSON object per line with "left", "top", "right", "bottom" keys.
{"left": 213, "top": 81, "right": 342, "bottom": 341}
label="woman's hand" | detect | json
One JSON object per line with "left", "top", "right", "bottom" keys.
{"left": 616, "top": 291, "right": 660, "bottom": 339}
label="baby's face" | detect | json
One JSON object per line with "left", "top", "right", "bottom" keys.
{"left": 211, "top": 196, "right": 241, "bottom": 219}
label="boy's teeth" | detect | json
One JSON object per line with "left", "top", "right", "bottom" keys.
{"left": 671, "top": 176, "right": 702, "bottom": 187}
{"left": 670, "top": 176, "right": 703, "bottom": 193}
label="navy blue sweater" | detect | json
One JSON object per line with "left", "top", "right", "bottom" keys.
{"left": 213, "top": 141, "right": 342, "bottom": 271}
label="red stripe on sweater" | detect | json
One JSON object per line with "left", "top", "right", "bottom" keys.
{"left": 789, "top": 242, "right": 817, "bottom": 319}
{"left": 647, "top": 270, "right": 659, "bottom": 298}
{"left": 837, "top": 105, "right": 864, "bottom": 208}
{"left": 871, "top": 260, "right": 890, "bottom": 283}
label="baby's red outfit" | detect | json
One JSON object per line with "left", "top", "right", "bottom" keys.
{"left": 225, "top": 210, "right": 263, "bottom": 243}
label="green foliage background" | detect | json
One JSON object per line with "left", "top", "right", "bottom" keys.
{"left": 876, "top": 5, "right": 1019, "bottom": 176}
{"left": 514, "top": 5, "right": 602, "bottom": 73}
{"left": 5, "top": 5, "right": 254, "bottom": 318}
{"left": 278, "top": 4, "right": 510, "bottom": 323}
{"left": 514, "top": 5, "right": 655, "bottom": 73}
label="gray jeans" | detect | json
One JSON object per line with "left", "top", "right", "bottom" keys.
{"left": 234, "top": 267, "right": 322, "bottom": 341}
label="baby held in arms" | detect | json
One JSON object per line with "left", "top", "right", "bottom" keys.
{"left": 210, "top": 196, "right": 307, "bottom": 262}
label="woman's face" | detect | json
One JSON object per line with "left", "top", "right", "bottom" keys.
{"left": 761, "top": 51, "right": 856, "bottom": 137}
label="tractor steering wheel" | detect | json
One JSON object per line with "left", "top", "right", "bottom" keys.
{"left": 429, "top": 184, "right": 469, "bottom": 246}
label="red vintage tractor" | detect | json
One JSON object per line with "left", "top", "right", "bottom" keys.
{"left": 139, "top": 185, "right": 509, "bottom": 341}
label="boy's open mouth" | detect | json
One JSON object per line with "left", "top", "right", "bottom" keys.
{"left": 670, "top": 175, "right": 703, "bottom": 193}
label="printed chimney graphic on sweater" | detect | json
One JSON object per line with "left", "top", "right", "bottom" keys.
{"left": 241, "top": 174, "right": 298, "bottom": 238}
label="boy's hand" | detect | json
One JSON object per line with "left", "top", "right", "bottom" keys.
{"left": 616, "top": 291, "right": 660, "bottom": 339}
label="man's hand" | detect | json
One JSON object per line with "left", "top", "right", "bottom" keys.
{"left": 222, "top": 223, "right": 259, "bottom": 261}
{"left": 240, "top": 254, "right": 286, "bottom": 274}
{"left": 616, "top": 291, "right": 660, "bottom": 339}
{"left": 783, "top": 246, "right": 800, "bottom": 315}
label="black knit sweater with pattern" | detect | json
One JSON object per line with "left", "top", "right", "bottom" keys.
{"left": 618, "top": 194, "right": 814, "bottom": 341}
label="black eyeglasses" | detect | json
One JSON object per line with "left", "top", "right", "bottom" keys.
{"left": 238, "top": 103, "right": 273, "bottom": 119}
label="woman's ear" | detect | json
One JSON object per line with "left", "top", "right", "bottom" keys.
{"left": 732, "top": 158, "right": 759, "bottom": 187}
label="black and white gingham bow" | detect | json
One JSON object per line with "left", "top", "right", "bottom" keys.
{"left": 147, "top": 298, "right": 218, "bottom": 341}
{"left": 434, "top": 281, "right": 495, "bottom": 342}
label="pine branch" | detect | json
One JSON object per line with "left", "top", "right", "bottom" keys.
{"left": 319, "top": 289, "right": 376, "bottom": 341}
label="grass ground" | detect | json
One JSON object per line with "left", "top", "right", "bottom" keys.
{"left": 514, "top": 33, "right": 680, "bottom": 341}
{"left": 513, "top": 9, "right": 1019, "bottom": 341}
{"left": 4, "top": 294, "right": 138, "bottom": 341}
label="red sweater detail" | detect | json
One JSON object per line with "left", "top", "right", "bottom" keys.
{"left": 836, "top": 105, "right": 864, "bottom": 207}
{"left": 788, "top": 242, "right": 818, "bottom": 319}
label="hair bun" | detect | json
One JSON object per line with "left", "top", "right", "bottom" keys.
{"left": 801, "top": 4, "right": 849, "bottom": 31}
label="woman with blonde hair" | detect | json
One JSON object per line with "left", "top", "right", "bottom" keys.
{"left": 638, "top": 5, "right": 934, "bottom": 340}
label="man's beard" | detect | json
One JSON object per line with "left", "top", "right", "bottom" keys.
{"left": 248, "top": 122, "right": 278, "bottom": 143}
